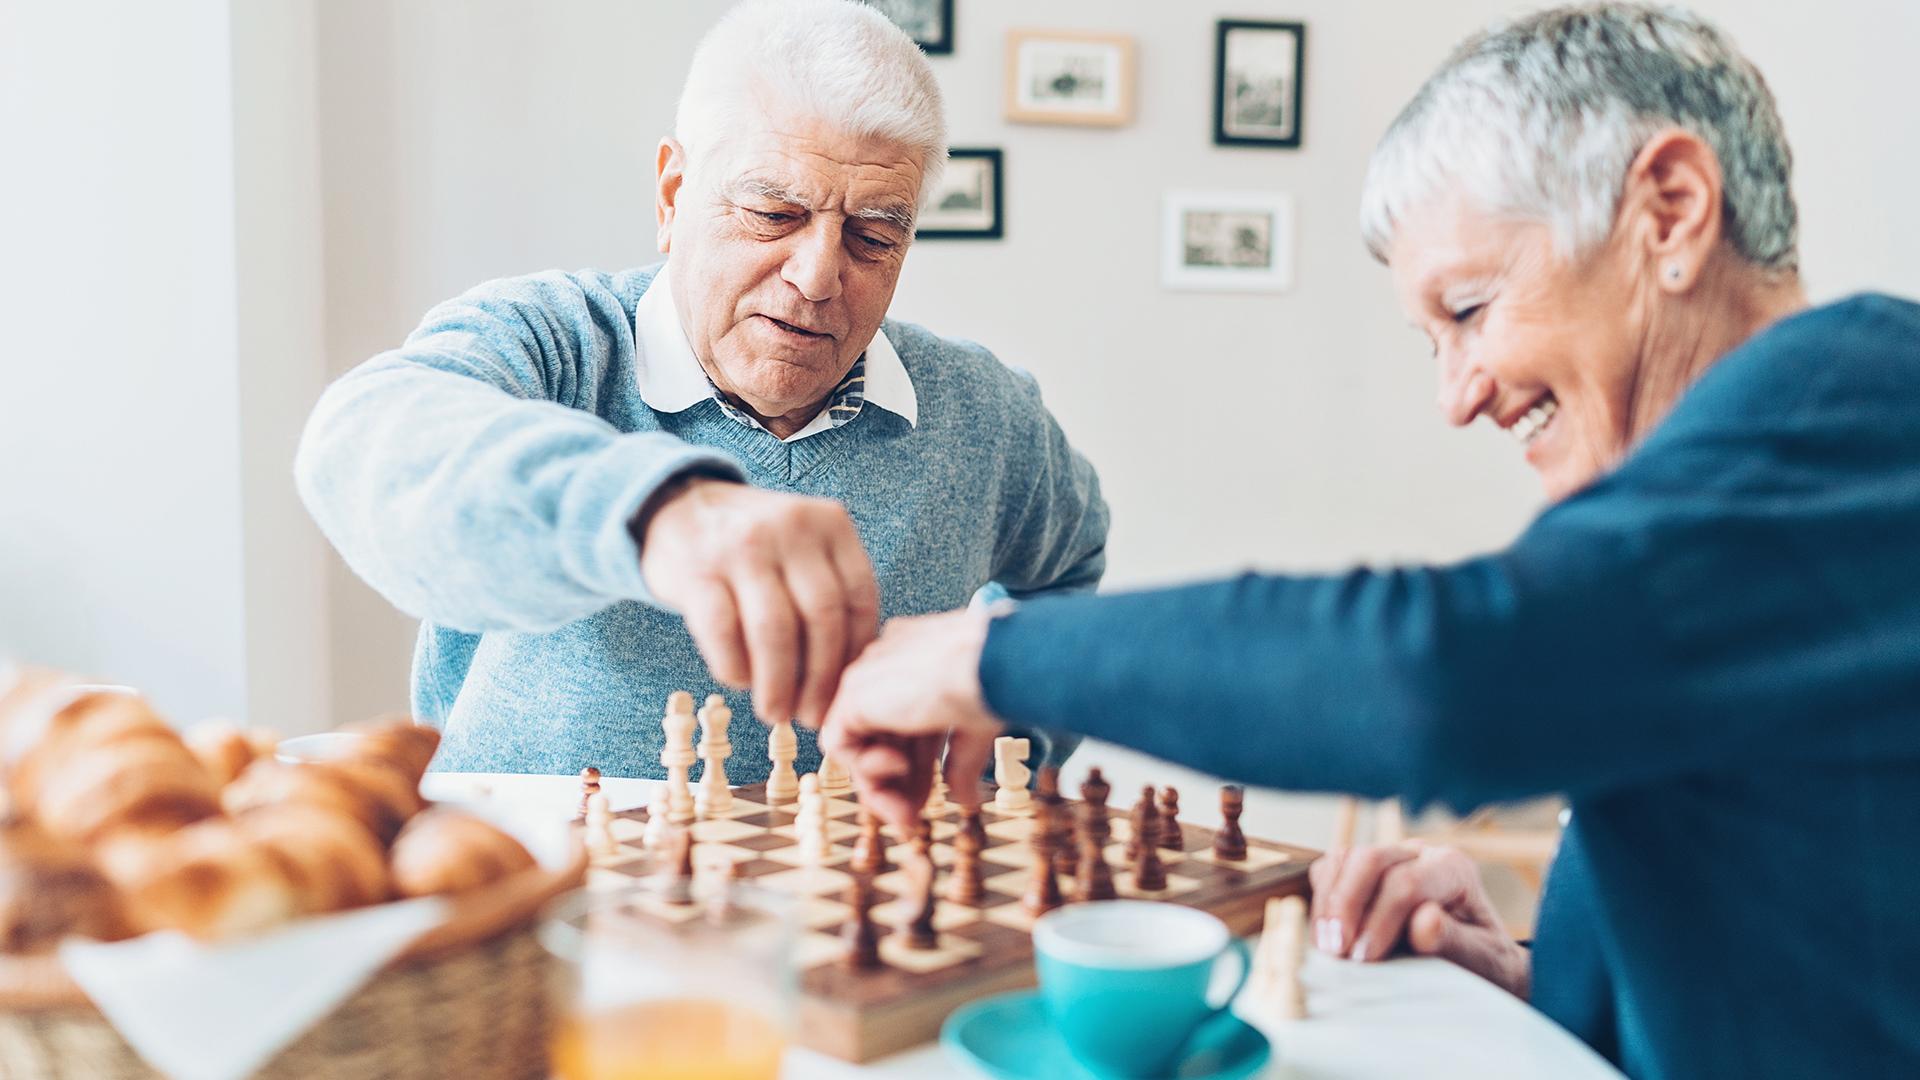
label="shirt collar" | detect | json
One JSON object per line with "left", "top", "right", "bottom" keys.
{"left": 633, "top": 263, "right": 918, "bottom": 432}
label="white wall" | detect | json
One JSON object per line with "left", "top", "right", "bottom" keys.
{"left": 310, "top": 0, "right": 1920, "bottom": 724}
{"left": 0, "top": 0, "right": 331, "bottom": 732}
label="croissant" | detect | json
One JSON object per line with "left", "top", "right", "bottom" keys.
{"left": 0, "top": 802, "right": 130, "bottom": 953}
{"left": 341, "top": 717, "right": 441, "bottom": 787}
{"left": 223, "top": 758, "right": 422, "bottom": 846}
{"left": 107, "top": 819, "right": 302, "bottom": 941}
{"left": 389, "top": 808, "right": 534, "bottom": 898}
{"left": 185, "top": 722, "right": 260, "bottom": 786}
{"left": 232, "top": 804, "right": 389, "bottom": 913}
{"left": 33, "top": 737, "right": 222, "bottom": 846}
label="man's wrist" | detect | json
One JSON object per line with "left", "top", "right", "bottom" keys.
{"left": 628, "top": 468, "right": 736, "bottom": 548}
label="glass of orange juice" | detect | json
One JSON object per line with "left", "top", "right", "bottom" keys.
{"left": 541, "top": 876, "right": 796, "bottom": 1080}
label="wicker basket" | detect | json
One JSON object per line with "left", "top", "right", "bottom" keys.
{"left": 0, "top": 842, "right": 586, "bottom": 1080}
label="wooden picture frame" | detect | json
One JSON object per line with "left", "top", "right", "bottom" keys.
{"left": 1004, "top": 29, "right": 1136, "bottom": 127}
{"left": 1213, "top": 20, "right": 1306, "bottom": 148}
{"left": 862, "top": 0, "right": 954, "bottom": 56}
{"left": 916, "top": 148, "right": 1003, "bottom": 240}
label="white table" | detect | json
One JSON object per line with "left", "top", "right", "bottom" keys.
{"left": 423, "top": 772, "right": 1622, "bottom": 1080}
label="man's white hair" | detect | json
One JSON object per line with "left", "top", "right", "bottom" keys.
{"left": 1359, "top": 3, "right": 1797, "bottom": 274}
{"left": 675, "top": 0, "right": 948, "bottom": 209}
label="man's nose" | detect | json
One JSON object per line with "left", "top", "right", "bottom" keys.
{"left": 1436, "top": 349, "right": 1494, "bottom": 427}
{"left": 781, "top": 220, "right": 847, "bottom": 303}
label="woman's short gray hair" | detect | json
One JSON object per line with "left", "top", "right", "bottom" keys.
{"left": 1360, "top": 3, "right": 1797, "bottom": 274}
{"left": 675, "top": 0, "right": 948, "bottom": 209}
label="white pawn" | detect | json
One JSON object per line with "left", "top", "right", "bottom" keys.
{"left": 585, "top": 792, "right": 618, "bottom": 861}
{"left": 660, "top": 691, "right": 698, "bottom": 824}
{"left": 992, "top": 736, "right": 1032, "bottom": 813}
{"left": 643, "top": 791, "right": 671, "bottom": 851}
{"left": 695, "top": 694, "right": 734, "bottom": 817}
{"left": 766, "top": 718, "right": 800, "bottom": 801}
{"left": 795, "top": 773, "right": 830, "bottom": 865}
{"left": 1250, "top": 895, "right": 1310, "bottom": 1021}
{"left": 818, "top": 753, "right": 853, "bottom": 796}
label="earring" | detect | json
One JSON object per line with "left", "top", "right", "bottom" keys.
{"left": 1664, "top": 263, "right": 1683, "bottom": 283}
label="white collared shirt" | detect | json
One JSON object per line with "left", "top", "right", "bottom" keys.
{"left": 632, "top": 265, "right": 918, "bottom": 442}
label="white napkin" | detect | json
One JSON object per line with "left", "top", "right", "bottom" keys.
{"left": 60, "top": 896, "right": 451, "bottom": 1080}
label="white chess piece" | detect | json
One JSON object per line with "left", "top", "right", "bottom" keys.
{"left": 1249, "top": 895, "right": 1309, "bottom": 1021}
{"left": 818, "top": 752, "right": 853, "bottom": 796}
{"left": 766, "top": 718, "right": 800, "bottom": 801}
{"left": 796, "top": 773, "right": 830, "bottom": 865}
{"left": 695, "top": 694, "right": 734, "bottom": 817}
{"left": 643, "top": 791, "right": 671, "bottom": 851}
{"left": 585, "top": 792, "right": 618, "bottom": 860}
{"left": 992, "top": 736, "right": 1032, "bottom": 813}
{"left": 660, "top": 691, "right": 698, "bottom": 823}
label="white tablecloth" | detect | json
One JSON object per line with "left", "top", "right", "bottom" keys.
{"left": 422, "top": 771, "right": 1622, "bottom": 1080}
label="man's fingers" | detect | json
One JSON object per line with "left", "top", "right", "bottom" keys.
{"left": 942, "top": 728, "right": 994, "bottom": 809}
{"left": 825, "top": 518, "right": 881, "bottom": 655}
{"left": 1315, "top": 845, "right": 1418, "bottom": 956}
{"left": 678, "top": 577, "right": 748, "bottom": 688}
{"left": 783, "top": 550, "right": 850, "bottom": 730}
{"left": 733, "top": 567, "right": 801, "bottom": 724}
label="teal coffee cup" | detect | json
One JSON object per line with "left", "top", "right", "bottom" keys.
{"left": 1032, "top": 901, "right": 1252, "bottom": 1078}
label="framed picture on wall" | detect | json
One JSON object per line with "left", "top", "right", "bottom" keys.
{"left": 1214, "top": 20, "right": 1305, "bottom": 148}
{"left": 917, "top": 148, "right": 1003, "bottom": 239}
{"left": 861, "top": 0, "right": 953, "bottom": 55}
{"left": 1162, "top": 190, "right": 1294, "bottom": 292}
{"left": 1005, "top": 29, "right": 1135, "bottom": 126}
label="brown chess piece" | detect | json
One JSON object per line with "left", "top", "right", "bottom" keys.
{"left": 842, "top": 872, "right": 882, "bottom": 971}
{"left": 1158, "top": 786, "right": 1184, "bottom": 850}
{"left": 1131, "top": 791, "right": 1167, "bottom": 891}
{"left": 853, "top": 806, "right": 890, "bottom": 875}
{"left": 1040, "top": 770, "right": 1075, "bottom": 877}
{"left": 1213, "top": 785, "right": 1248, "bottom": 861}
{"left": 1073, "top": 800, "right": 1118, "bottom": 902}
{"left": 1081, "top": 768, "right": 1113, "bottom": 847}
{"left": 949, "top": 806, "right": 988, "bottom": 904}
{"left": 1036, "top": 765, "right": 1061, "bottom": 800}
{"left": 905, "top": 823, "right": 939, "bottom": 950}
{"left": 658, "top": 825, "right": 696, "bottom": 904}
{"left": 1128, "top": 786, "right": 1158, "bottom": 862}
{"left": 1023, "top": 797, "right": 1065, "bottom": 917}
{"left": 575, "top": 766, "right": 602, "bottom": 820}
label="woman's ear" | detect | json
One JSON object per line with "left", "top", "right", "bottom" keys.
{"left": 1620, "top": 128, "right": 1724, "bottom": 293}
{"left": 655, "top": 138, "right": 688, "bottom": 254}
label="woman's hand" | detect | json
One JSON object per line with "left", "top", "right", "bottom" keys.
{"left": 1309, "top": 841, "right": 1531, "bottom": 1000}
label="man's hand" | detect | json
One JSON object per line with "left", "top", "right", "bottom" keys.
{"left": 1309, "top": 841, "right": 1531, "bottom": 1000}
{"left": 819, "top": 607, "right": 1001, "bottom": 831}
{"left": 637, "top": 476, "right": 879, "bottom": 730}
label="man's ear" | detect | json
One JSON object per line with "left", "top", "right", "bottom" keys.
{"left": 656, "top": 138, "right": 688, "bottom": 254}
{"left": 1619, "top": 127, "right": 1724, "bottom": 293}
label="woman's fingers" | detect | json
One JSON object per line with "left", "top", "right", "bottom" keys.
{"left": 1408, "top": 901, "right": 1532, "bottom": 999}
{"left": 1313, "top": 844, "right": 1418, "bottom": 956}
{"left": 1350, "top": 858, "right": 1438, "bottom": 961}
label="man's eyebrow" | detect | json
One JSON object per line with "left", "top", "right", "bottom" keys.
{"left": 726, "top": 176, "right": 915, "bottom": 233}
{"left": 851, "top": 202, "right": 916, "bottom": 232}
{"left": 726, "top": 177, "right": 808, "bottom": 206}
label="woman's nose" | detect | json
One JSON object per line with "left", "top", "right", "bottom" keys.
{"left": 1436, "top": 358, "right": 1495, "bottom": 427}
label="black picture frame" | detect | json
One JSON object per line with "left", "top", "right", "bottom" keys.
{"left": 863, "top": 0, "right": 954, "bottom": 56}
{"left": 916, "top": 148, "right": 1003, "bottom": 240}
{"left": 1213, "top": 20, "right": 1306, "bottom": 149}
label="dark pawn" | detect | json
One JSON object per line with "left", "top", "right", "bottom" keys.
{"left": 659, "top": 826, "right": 696, "bottom": 905}
{"left": 1023, "top": 797, "right": 1065, "bottom": 917}
{"left": 1134, "top": 824, "right": 1168, "bottom": 891}
{"left": 1213, "top": 785, "right": 1249, "bottom": 861}
{"left": 1127, "top": 786, "right": 1158, "bottom": 862}
{"left": 906, "top": 822, "right": 939, "bottom": 949}
{"left": 1073, "top": 800, "right": 1118, "bottom": 902}
{"left": 949, "top": 806, "right": 987, "bottom": 904}
{"left": 842, "top": 872, "right": 883, "bottom": 970}
{"left": 575, "top": 766, "right": 602, "bottom": 820}
{"left": 1080, "top": 768, "right": 1114, "bottom": 847}
{"left": 853, "top": 806, "right": 890, "bottom": 875}
{"left": 1158, "top": 787, "right": 1184, "bottom": 850}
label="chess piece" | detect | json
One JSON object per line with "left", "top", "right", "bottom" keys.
{"left": 819, "top": 753, "right": 853, "bottom": 796}
{"left": 842, "top": 872, "right": 882, "bottom": 970}
{"left": 852, "top": 806, "right": 890, "bottom": 875}
{"left": 795, "top": 774, "right": 830, "bottom": 865}
{"left": 1127, "top": 786, "right": 1158, "bottom": 862}
{"left": 660, "top": 691, "right": 698, "bottom": 824}
{"left": 1132, "top": 790, "right": 1167, "bottom": 891}
{"left": 1022, "top": 797, "right": 1065, "bottom": 917}
{"left": 992, "top": 736, "right": 1032, "bottom": 813}
{"left": 924, "top": 764, "right": 951, "bottom": 816}
{"left": 575, "top": 766, "right": 602, "bottom": 820}
{"left": 1158, "top": 786, "right": 1184, "bottom": 850}
{"left": 1253, "top": 895, "right": 1310, "bottom": 1020}
{"left": 695, "top": 694, "right": 735, "bottom": 817}
{"left": 643, "top": 791, "right": 671, "bottom": 851}
{"left": 766, "top": 718, "right": 800, "bottom": 801}
{"left": 1214, "top": 785, "right": 1248, "bottom": 861}
{"left": 949, "top": 805, "right": 986, "bottom": 904}
{"left": 1073, "top": 800, "right": 1118, "bottom": 902}
{"left": 585, "top": 791, "right": 618, "bottom": 859}
{"left": 658, "top": 825, "right": 696, "bottom": 904}
{"left": 1080, "top": 768, "right": 1113, "bottom": 848}
{"left": 905, "top": 821, "right": 939, "bottom": 950}
{"left": 1036, "top": 766, "right": 1060, "bottom": 800}
{"left": 1041, "top": 771, "right": 1075, "bottom": 877}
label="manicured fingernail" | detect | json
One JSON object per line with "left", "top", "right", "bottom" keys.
{"left": 1327, "top": 918, "right": 1343, "bottom": 953}
{"left": 1350, "top": 934, "right": 1371, "bottom": 962}
{"left": 1315, "top": 919, "right": 1331, "bottom": 952}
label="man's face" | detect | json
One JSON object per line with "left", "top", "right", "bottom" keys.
{"left": 657, "top": 118, "right": 923, "bottom": 424}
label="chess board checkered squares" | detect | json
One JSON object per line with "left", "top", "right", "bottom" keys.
{"left": 879, "top": 932, "right": 983, "bottom": 973}
{"left": 1187, "top": 845, "right": 1296, "bottom": 871}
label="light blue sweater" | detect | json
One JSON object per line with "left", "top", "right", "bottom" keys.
{"left": 295, "top": 265, "right": 1108, "bottom": 778}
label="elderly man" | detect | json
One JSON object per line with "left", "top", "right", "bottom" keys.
{"left": 295, "top": 0, "right": 1106, "bottom": 779}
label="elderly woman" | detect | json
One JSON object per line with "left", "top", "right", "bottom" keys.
{"left": 819, "top": 5, "right": 1920, "bottom": 1077}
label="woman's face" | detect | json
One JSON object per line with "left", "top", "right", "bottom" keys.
{"left": 1388, "top": 194, "right": 1650, "bottom": 500}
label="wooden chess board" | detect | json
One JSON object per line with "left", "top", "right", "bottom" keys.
{"left": 582, "top": 781, "right": 1316, "bottom": 1063}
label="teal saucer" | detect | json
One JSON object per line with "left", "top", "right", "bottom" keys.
{"left": 942, "top": 990, "right": 1271, "bottom": 1080}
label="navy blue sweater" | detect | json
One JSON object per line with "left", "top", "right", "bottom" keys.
{"left": 979, "top": 295, "right": 1920, "bottom": 1079}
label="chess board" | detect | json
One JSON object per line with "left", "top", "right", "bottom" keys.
{"left": 582, "top": 781, "right": 1317, "bottom": 1063}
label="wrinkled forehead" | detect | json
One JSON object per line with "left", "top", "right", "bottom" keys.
{"left": 697, "top": 116, "right": 923, "bottom": 220}
{"left": 1386, "top": 193, "right": 1551, "bottom": 302}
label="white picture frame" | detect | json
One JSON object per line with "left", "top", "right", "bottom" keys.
{"left": 1161, "top": 190, "right": 1295, "bottom": 293}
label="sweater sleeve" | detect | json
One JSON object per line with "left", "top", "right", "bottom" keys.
{"left": 978, "top": 300, "right": 1920, "bottom": 809}
{"left": 294, "top": 272, "right": 744, "bottom": 634}
{"left": 988, "top": 369, "right": 1110, "bottom": 599}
